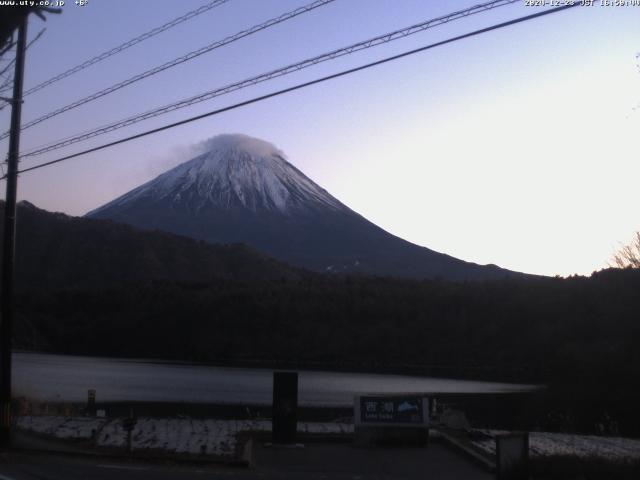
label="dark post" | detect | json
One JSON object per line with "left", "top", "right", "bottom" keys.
{"left": 0, "top": 15, "right": 28, "bottom": 448}
{"left": 496, "top": 432, "right": 530, "bottom": 480}
{"left": 122, "top": 407, "right": 136, "bottom": 453}
{"left": 272, "top": 371, "right": 298, "bottom": 444}
{"left": 87, "top": 389, "right": 96, "bottom": 416}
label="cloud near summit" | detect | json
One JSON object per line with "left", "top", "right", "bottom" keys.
{"left": 191, "top": 133, "right": 287, "bottom": 160}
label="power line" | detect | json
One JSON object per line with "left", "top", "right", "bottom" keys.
{"left": 16, "top": 0, "right": 520, "bottom": 158}
{"left": 18, "top": 0, "right": 231, "bottom": 98}
{"left": 3, "top": 3, "right": 580, "bottom": 180}
{"left": 0, "top": 39, "right": 15, "bottom": 60}
{"left": 0, "top": 0, "right": 335, "bottom": 140}
{"left": 0, "top": 28, "right": 46, "bottom": 108}
{"left": 0, "top": 28, "right": 44, "bottom": 80}
{"left": 0, "top": 42, "right": 16, "bottom": 93}
{"left": 0, "top": 57, "right": 17, "bottom": 86}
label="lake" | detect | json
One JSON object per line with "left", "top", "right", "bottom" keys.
{"left": 13, "top": 352, "right": 536, "bottom": 407}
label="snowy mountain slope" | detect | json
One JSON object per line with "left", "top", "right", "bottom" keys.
{"left": 87, "top": 134, "right": 521, "bottom": 281}
{"left": 89, "top": 134, "right": 343, "bottom": 216}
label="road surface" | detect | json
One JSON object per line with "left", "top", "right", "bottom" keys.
{"left": 0, "top": 443, "right": 493, "bottom": 479}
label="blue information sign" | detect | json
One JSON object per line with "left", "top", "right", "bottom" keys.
{"left": 359, "top": 396, "right": 425, "bottom": 424}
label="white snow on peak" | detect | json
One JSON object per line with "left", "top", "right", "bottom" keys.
{"left": 90, "top": 134, "right": 345, "bottom": 215}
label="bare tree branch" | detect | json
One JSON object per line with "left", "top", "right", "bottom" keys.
{"left": 611, "top": 232, "right": 640, "bottom": 269}
{"left": 0, "top": 28, "right": 47, "bottom": 109}
{"left": 0, "top": 39, "right": 15, "bottom": 60}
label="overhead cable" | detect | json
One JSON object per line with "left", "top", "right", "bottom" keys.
{"left": 0, "top": 0, "right": 335, "bottom": 140}
{"left": 18, "top": 0, "right": 520, "bottom": 157}
{"left": 4, "top": 3, "right": 580, "bottom": 180}
{"left": 20, "top": 0, "right": 232, "bottom": 98}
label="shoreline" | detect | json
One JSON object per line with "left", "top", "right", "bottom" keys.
{"left": 12, "top": 349, "right": 544, "bottom": 385}
{"left": 14, "top": 393, "right": 534, "bottom": 431}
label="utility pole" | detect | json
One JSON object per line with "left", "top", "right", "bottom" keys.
{"left": 0, "top": 14, "right": 28, "bottom": 448}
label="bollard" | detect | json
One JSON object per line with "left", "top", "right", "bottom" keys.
{"left": 496, "top": 432, "right": 529, "bottom": 480}
{"left": 122, "top": 407, "right": 137, "bottom": 453}
{"left": 87, "top": 389, "right": 96, "bottom": 416}
{"left": 17, "top": 397, "right": 29, "bottom": 416}
{"left": 272, "top": 371, "right": 298, "bottom": 445}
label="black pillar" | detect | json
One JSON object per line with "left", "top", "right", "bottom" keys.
{"left": 86, "top": 389, "right": 96, "bottom": 416}
{"left": 272, "top": 371, "right": 298, "bottom": 444}
{"left": 0, "top": 14, "right": 28, "bottom": 448}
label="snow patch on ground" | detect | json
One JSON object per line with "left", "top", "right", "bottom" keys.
{"left": 471, "top": 429, "right": 640, "bottom": 461}
{"left": 19, "top": 415, "right": 639, "bottom": 462}
{"left": 17, "top": 415, "right": 107, "bottom": 440}
{"left": 16, "top": 416, "right": 354, "bottom": 458}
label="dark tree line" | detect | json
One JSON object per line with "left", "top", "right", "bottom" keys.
{"left": 12, "top": 267, "right": 640, "bottom": 435}
{"left": 4, "top": 202, "right": 640, "bottom": 435}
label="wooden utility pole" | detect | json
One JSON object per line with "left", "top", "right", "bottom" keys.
{"left": 0, "top": 14, "right": 28, "bottom": 448}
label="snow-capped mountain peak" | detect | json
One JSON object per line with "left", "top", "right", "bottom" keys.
{"left": 87, "top": 133, "right": 520, "bottom": 281}
{"left": 90, "top": 134, "right": 344, "bottom": 215}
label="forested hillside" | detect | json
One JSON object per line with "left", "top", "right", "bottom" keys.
{"left": 13, "top": 269, "right": 640, "bottom": 435}
{"left": 3, "top": 201, "right": 640, "bottom": 435}
{"left": 0, "top": 201, "right": 302, "bottom": 289}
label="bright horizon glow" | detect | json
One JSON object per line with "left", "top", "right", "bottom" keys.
{"left": 1, "top": 0, "right": 638, "bottom": 277}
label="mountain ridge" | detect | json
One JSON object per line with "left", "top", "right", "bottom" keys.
{"left": 0, "top": 200, "right": 303, "bottom": 290}
{"left": 87, "top": 134, "right": 526, "bottom": 281}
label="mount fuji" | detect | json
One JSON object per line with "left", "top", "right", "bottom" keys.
{"left": 87, "top": 134, "right": 518, "bottom": 280}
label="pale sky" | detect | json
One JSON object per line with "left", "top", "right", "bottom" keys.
{"left": 1, "top": 0, "right": 638, "bottom": 277}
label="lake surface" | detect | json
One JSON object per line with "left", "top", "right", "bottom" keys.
{"left": 13, "top": 352, "right": 536, "bottom": 407}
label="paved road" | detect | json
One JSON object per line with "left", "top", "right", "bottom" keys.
{"left": 0, "top": 443, "right": 493, "bottom": 479}
{"left": 254, "top": 442, "right": 494, "bottom": 479}
{"left": 1, "top": 452, "right": 245, "bottom": 480}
